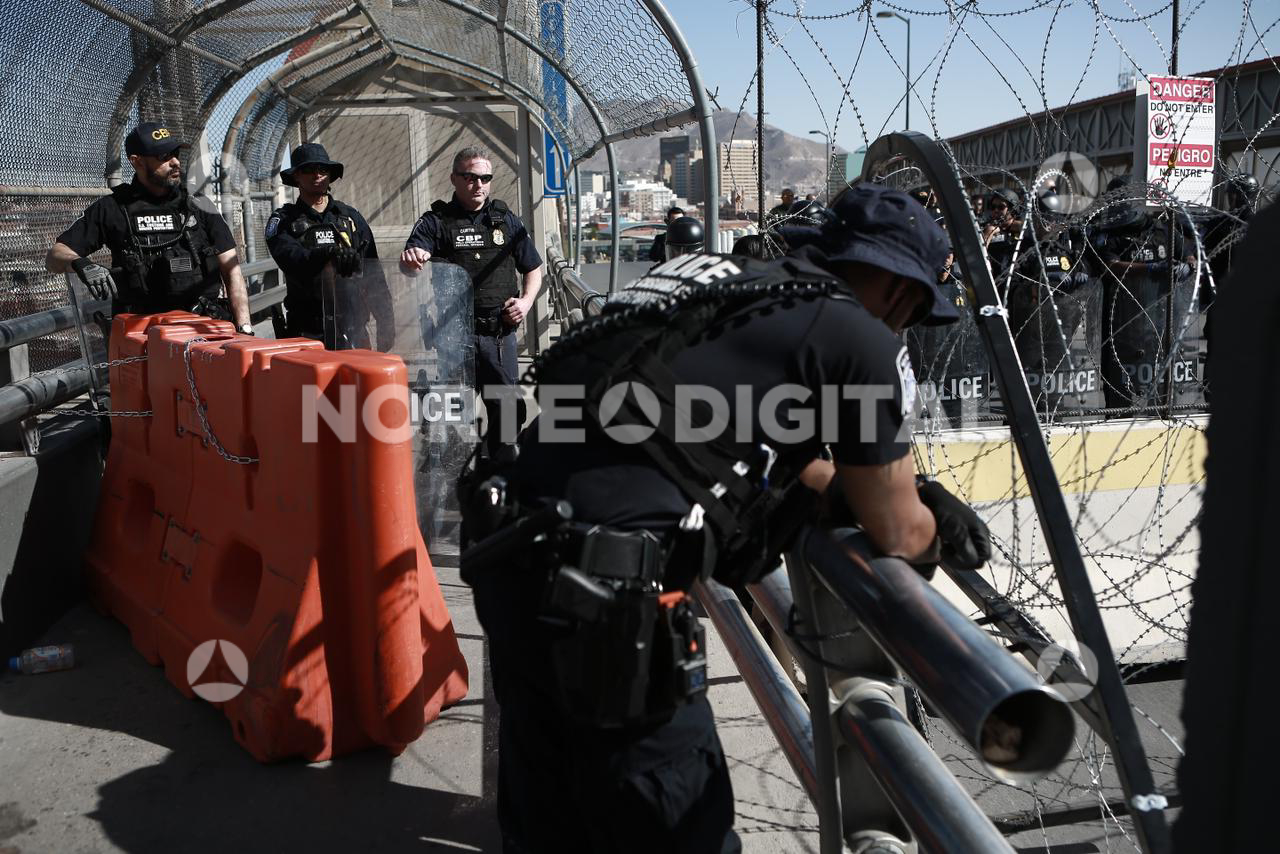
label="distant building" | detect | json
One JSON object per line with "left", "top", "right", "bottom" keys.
{"left": 719, "top": 139, "right": 760, "bottom": 213}
{"left": 579, "top": 170, "right": 607, "bottom": 195}
{"left": 672, "top": 150, "right": 704, "bottom": 204}
{"left": 828, "top": 147, "right": 866, "bottom": 199}
{"left": 619, "top": 179, "right": 675, "bottom": 218}
{"left": 658, "top": 135, "right": 690, "bottom": 188}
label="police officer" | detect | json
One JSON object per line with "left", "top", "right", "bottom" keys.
{"left": 661, "top": 215, "right": 703, "bottom": 262}
{"left": 45, "top": 122, "right": 251, "bottom": 333}
{"left": 1008, "top": 193, "right": 1100, "bottom": 410}
{"left": 648, "top": 206, "right": 685, "bottom": 263}
{"left": 464, "top": 183, "right": 991, "bottom": 853}
{"left": 769, "top": 187, "right": 796, "bottom": 219}
{"left": 265, "top": 143, "right": 378, "bottom": 343}
{"left": 982, "top": 188, "right": 1023, "bottom": 285}
{"left": 1201, "top": 172, "right": 1260, "bottom": 295}
{"left": 1088, "top": 181, "right": 1196, "bottom": 408}
{"left": 400, "top": 147, "right": 543, "bottom": 458}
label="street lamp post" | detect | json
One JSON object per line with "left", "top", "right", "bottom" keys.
{"left": 876, "top": 9, "right": 911, "bottom": 131}
{"left": 809, "top": 129, "right": 830, "bottom": 202}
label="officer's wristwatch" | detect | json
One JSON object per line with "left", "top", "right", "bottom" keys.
{"left": 237, "top": 323, "right": 254, "bottom": 336}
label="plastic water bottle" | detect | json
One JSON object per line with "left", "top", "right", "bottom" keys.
{"left": 8, "top": 644, "right": 75, "bottom": 674}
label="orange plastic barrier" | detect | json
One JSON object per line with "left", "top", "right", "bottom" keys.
{"left": 87, "top": 312, "right": 469, "bottom": 762}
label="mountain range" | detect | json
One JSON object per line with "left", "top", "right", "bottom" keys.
{"left": 578, "top": 109, "right": 847, "bottom": 196}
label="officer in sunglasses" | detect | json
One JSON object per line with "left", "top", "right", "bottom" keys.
{"left": 402, "top": 147, "right": 543, "bottom": 460}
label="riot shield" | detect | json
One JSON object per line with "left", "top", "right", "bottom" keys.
{"left": 1101, "top": 269, "right": 1201, "bottom": 411}
{"left": 905, "top": 278, "right": 994, "bottom": 428}
{"left": 332, "top": 258, "right": 476, "bottom": 555}
{"left": 63, "top": 271, "right": 112, "bottom": 412}
{"left": 1008, "top": 274, "right": 1105, "bottom": 416}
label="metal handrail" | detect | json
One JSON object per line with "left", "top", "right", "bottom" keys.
{"left": 699, "top": 527, "right": 1072, "bottom": 851}
{"left": 0, "top": 298, "right": 110, "bottom": 353}
{"left": 545, "top": 246, "right": 608, "bottom": 323}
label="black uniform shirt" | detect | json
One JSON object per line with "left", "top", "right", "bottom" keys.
{"left": 57, "top": 179, "right": 235, "bottom": 265}
{"left": 514, "top": 250, "right": 913, "bottom": 530}
{"left": 405, "top": 196, "right": 542, "bottom": 274}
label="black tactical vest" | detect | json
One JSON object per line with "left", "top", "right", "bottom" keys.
{"left": 281, "top": 201, "right": 360, "bottom": 327}
{"left": 112, "top": 185, "right": 221, "bottom": 311}
{"left": 432, "top": 199, "right": 519, "bottom": 311}
{"left": 530, "top": 253, "right": 843, "bottom": 587}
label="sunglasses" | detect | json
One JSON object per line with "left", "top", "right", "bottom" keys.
{"left": 454, "top": 171, "right": 494, "bottom": 184}
{"left": 296, "top": 165, "right": 331, "bottom": 175}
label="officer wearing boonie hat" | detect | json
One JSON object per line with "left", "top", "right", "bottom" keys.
{"left": 472, "top": 180, "right": 990, "bottom": 853}
{"left": 45, "top": 121, "right": 252, "bottom": 331}
{"left": 265, "top": 142, "right": 381, "bottom": 344}
{"left": 778, "top": 180, "right": 960, "bottom": 328}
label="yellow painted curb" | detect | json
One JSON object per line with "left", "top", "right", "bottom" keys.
{"left": 917, "top": 419, "right": 1207, "bottom": 502}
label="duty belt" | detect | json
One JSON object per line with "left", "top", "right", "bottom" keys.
{"left": 560, "top": 523, "right": 664, "bottom": 585}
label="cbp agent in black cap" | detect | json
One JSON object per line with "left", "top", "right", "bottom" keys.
{"left": 265, "top": 143, "right": 381, "bottom": 343}
{"left": 46, "top": 121, "right": 252, "bottom": 332}
{"left": 467, "top": 180, "right": 989, "bottom": 854}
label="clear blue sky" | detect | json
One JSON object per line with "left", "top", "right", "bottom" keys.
{"left": 668, "top": 0, "right": 1277, "bottom": 151}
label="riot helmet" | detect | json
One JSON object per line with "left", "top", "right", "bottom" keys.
{"left": 1224, "top": 172, "right": 1261, "bottom": 210}
{"left": 664, "top": 216, "right": 704, "bottom": 260}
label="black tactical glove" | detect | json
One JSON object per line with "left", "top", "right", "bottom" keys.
{"left": 71, "top": 257, "right": 116, "bottom": 301}
{"left": 309, "top": 243, "right": 337, "bottom": 267}
{"left": 1069, "top": 269, "right": 1091, "bottom": 288}
{"left": 333, "top": 244, "right": 361, "bottom": 277}
{"left": 916, "top": 479, "right": 992, "bottom": 571}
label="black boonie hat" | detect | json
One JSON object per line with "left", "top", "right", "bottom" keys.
{"left": 279, "top": 143, "right": 344, "bottom": 187}
{"left": 780, "top": 182, "right": 958, "bottom": 325}
{"left": 125, "top": 122, "right": 188, "bottom": 158}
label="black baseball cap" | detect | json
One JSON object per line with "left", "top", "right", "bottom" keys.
{"left": 125, "top": 122, "right": 188, "bottom": 158}
{"left": 780, "top": 182, "right": 958, "bottom": 325}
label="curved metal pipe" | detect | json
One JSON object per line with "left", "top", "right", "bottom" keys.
{"left": 804, "top": 528, "right": 1075, "bottom": 784}
{"left": 836, "top": 682, "right": 1015, "bottom": 853}
{"left": 606, "top": 141, "right": 620, "bottom": 292}
{"left": 0, "top": 366, "right": 91, "bottom": 427}
{"left": 219, "top": 29, "right": 373, "bottom": 186}
{"left": 638, "top": 1, "right": 720, "bottom": 250}
{"left": 93, "top": 0, "right": 254, "bottom": 184}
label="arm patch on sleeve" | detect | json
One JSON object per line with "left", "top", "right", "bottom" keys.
{"left": 266, "top": 214, "right": 281, "bottom": 238}
{"left": 896, "top": 345, "right": 917, "bottom": 419}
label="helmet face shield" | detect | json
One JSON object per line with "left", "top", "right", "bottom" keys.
{"left": 665, "top": 240, "right": 699, "bottom": 261}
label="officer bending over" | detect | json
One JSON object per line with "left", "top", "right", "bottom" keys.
{"left": 266, "top": 143, "right": 380, "bottom": 342}
{"left": 46, "top": 122, "right": 251, "bottom": 333}
{"left": 462, "top": 183, "right": 992, "bottom": 853}
{"left": 401, "top": 147, "right": 543, "bottom": 458}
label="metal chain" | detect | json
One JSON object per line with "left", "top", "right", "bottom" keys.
{"left": 182, "top": 338, "right": 260, "bottom": 465}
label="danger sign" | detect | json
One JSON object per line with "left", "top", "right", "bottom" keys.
{"left": 1136, "top": 75, "right": 1216, "bottom": 206}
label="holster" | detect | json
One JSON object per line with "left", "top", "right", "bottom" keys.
{"left": 544, "top": 524, "right": 708, "bottom": 728}
{"left": 474, "top": 310, "right": 506, "bottom": 336}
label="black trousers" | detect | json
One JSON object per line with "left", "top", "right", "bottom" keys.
{"left": 474, "top": 325, "right": 526, "bottom": 452}
{"left": 472, "top": 576, "right": 740, "bottom": 854}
